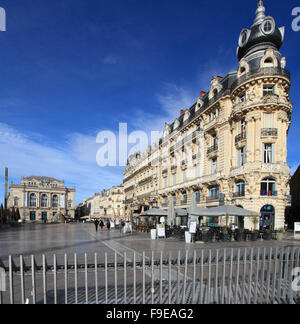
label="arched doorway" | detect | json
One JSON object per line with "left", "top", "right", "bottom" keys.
{"left": 260, "top": 205, "right": 275, "bottom": 230}
{"left": 235, "top": 205, "right": 244, "bottom": 229}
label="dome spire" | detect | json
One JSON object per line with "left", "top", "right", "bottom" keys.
{"left": 252, "top": 0, "right": 266, "bottom": 26}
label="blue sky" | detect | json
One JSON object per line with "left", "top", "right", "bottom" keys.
{"left": 0, "top": 0, "right": 299, "bottom": 204}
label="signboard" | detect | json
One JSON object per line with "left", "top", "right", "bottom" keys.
{"left": 160, "top": 217, "right": 165, "bottom": 224}
{"left": 110, "top": 221, "right": 115, "bottom": 229}
{"left": 295, "top": 222, "right": 300, "bottom": 234}
{"left": 157, "top": 224, "right": 166, "bottom": 238}
{"left": 189, "top": 221, "right": 197, "bottom": 234}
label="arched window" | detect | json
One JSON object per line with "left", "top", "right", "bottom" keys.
{"left": 41, "top": 194, "right": 48, "bottom": 208}
{"left": 52, "top": 195, "right": 59, "bottom": 208}
{"left": 260, "top": 178, "right": 277, "bottom": 196}
{"left": 235, "top": 181, "right": 245, "bottom": 197}
{"left": 30, "top": 193, "right": 36, "bottom": 207}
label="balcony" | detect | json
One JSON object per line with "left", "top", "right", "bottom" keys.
{"left": 207, "top": 144, "right": 218, "bottom": 155}
{"left": 171, "top": 165, "right": 177, "bottom": 173}
{"left": 161, "top": 202, "right": 169, "bottom": 207}
{"left": 261, "top": 128, "right": 278, "bottom": 138}
{"left": 235, "top": 133, "right": 246, "bottom": 144}
{"left": 231, "top": 67, "right": 290, "bottom": 92}
{"left": 138, "top": 176, "right": 153, "bottom": 186}
{"left": 180, "top": 199, "right": 188, "bottom": 205}
{"left": 233, "top": 191, "right": 245, "bottom": 198}
{"left": 206, "top": 194, "right": 220, "bottom": 202}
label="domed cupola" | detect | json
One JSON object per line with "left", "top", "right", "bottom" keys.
{"left": 237, "top": 1, "right": 285, "bottom": 63}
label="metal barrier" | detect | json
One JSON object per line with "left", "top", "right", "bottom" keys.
{"left": 0, "top": 246, "right": 299, "bottom": 304}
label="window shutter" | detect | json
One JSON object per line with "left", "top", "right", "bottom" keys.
{"left": 238, "top": 149, "right": 241, "bottom": 167}
{"left": 263, "top": 113, "right": 274, "bottom": 128}
{"left": 272, "top": 144, "right": 275, "bottom": 163}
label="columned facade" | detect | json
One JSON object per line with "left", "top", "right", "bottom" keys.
{"left": 8, "top": 176, "right": 76, "bottom": 221}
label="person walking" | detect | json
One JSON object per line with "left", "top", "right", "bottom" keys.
{"left": 120, "top": 219, "right": 125, "bottom": 234}
{"left": 94, "top": 219, "right": 99, "bottom": 232}
{"left": 106, "top": 219, "right": 111, "bottom": 231}
{"left": 100, "top": 220, "right": 104, "bottom": 230}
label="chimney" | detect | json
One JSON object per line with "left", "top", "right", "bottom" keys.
{"left": 4, "top": 168, "right": 8, "bottom": 210}
{"left": 180, "top": 109, "right": 185, "bottom": 116}
{"left": 200, "top": 91, "right": 207, "bottom": 98}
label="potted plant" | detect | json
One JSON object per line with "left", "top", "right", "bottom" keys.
{"left": 277, "top": 228, "right": 285, "bottom": 241}
{"left": 201, "top": 228, "right": 209, "bottom": 243}
{"left": 235, "top": 228, "right": 245, "bottom": 242}
{"left": 251, "top": 230, "right": 259, "bottom": 241}
{"left": 263, "top": 229, "right": 272, "bottom": 241}
{"left": 222, "top": 227, "right": 230, "bottom": 242}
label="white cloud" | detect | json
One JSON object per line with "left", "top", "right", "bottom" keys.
{"left": 0, "top": 123, "right": 123, "bottom": 204}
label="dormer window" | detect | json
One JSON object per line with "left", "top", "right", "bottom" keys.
{"left": 238, "top": 93, "right": 246, "bottom": 103}
{"left": 261, "top": 19, "right": 275, "bottom": 35}
{"left": 263, "top": 85, "right": 275, "bottom": 96}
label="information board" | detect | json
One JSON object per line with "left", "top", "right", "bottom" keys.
{"left": 157, "top": 224, "right": 166, "bottom": 238}
{"left": 189, "top": 221, "right": 197, "bottom": 234}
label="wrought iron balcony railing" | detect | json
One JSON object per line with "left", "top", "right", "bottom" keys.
{"left": 261, "top": 128, "right": 278, "bottom": 137}
{"left": 233, "top": 191, "right": 245, "bottom": 198}
{"left": 207, "top": 144, "right": 218, "bottom": 155}
{"left": 235, "top": 133, "right": 246, "bottom": 144}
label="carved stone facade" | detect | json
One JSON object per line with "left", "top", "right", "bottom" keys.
{"left": 123, "top": 2, "right": 292, "bottom": 230}
{"left": 8, "top": 176, "right": 76, "bottom": 222}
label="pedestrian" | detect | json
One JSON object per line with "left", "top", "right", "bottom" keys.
{"left": 100, "top": 220, "right": 104, "bottom": 230}
{"left": 94, "top": 219, "right": 99, "bottom": 232}
{"left": 120, "top": 220, "right": 125, "bottom": 234}
{"left": 106, "top": 219, "right": 111, "bottom": 231}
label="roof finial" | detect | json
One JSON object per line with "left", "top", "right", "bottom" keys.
{"left": 253, "top": 0, "right": 266, "bottom": 26}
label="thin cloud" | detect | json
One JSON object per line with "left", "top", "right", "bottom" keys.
{"left": 0, "top": 123, "right": 123, "bottom": 204}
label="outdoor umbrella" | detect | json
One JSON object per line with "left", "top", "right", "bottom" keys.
{"left": 207, "top": 205, "right": 259, "bottom": 217}
{"left": 139, "top": 208, "right": 168, "bottom": 217}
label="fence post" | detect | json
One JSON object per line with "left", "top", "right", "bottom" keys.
{"left": 20, "top": 255, "right": 25, "bottom": 305}
{"left": 124, "top": 252, "right": 127, "bottom": 304}
{"left": 8, "top": 256, "right": 14, "bottom": 305}
{"left": 65, "top": 254, "right": 68, "bottom": 305}
{"left": 42, "top": 255, "right": 47, "bottom": 305}
{"left": 74, "top": 253, "right": 78, "bottom": 305}
{"left": 31, "top": 255, "right": 36, "bottom": 305}
{"left": 95, "top": 253, "right": 98, "bottom": 305}
{"left": 247, "top": 248, "right": 253, "bottom": 304}
{"left": 53, "top": 254, "right": 57, "bottom": 305}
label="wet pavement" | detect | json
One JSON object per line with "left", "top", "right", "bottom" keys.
{"left": 0, "top": 223, "right": 300, "bottom": 262}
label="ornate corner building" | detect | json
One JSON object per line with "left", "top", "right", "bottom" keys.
{"left": 123, "top": 1, "right": 292, "bottom": 230}
{"left": 7, "top": 176, "right": 76, "bottom": 222}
